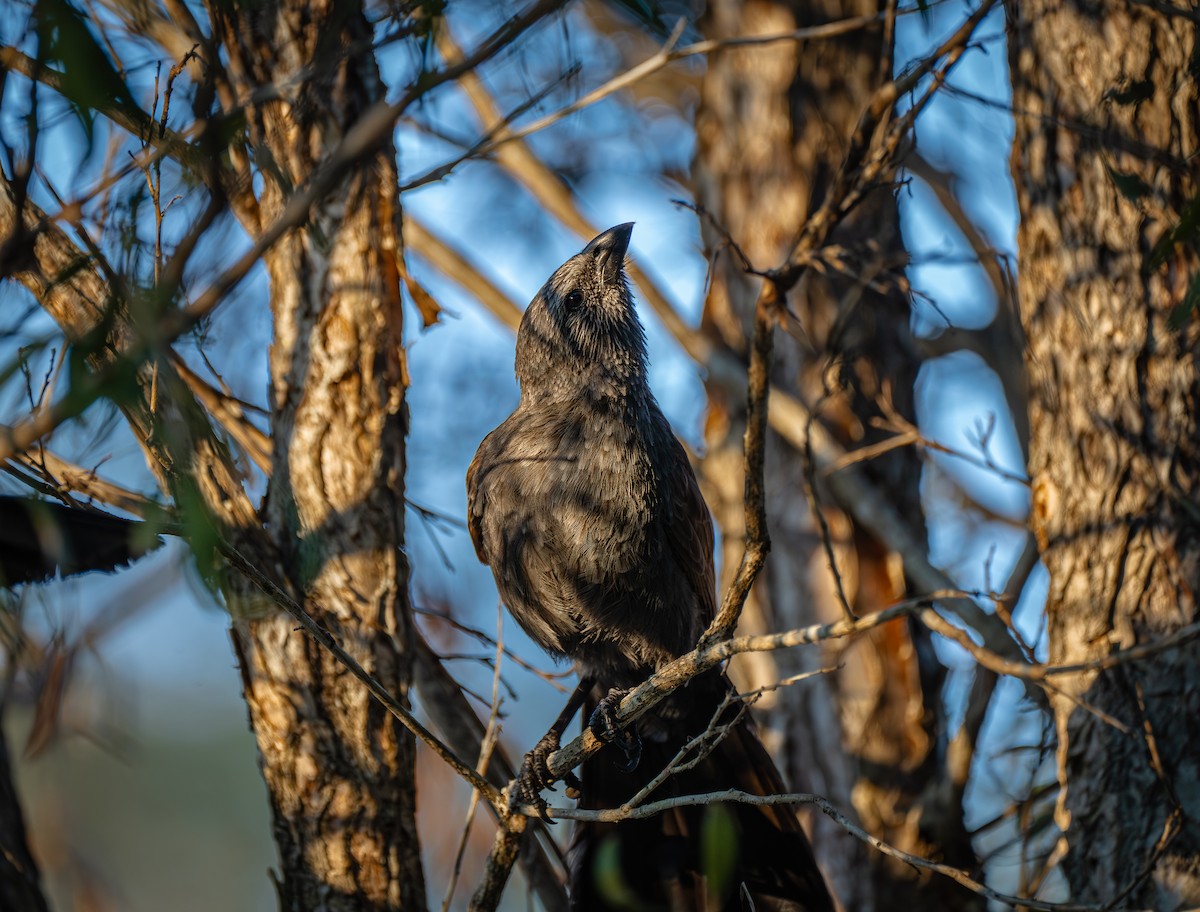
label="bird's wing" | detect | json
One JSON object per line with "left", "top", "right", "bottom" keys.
{"left": 661, "top": 430, "right": 718, "bottom": 625}
{"left": 465, "top": 436, "right": 491, "bottom": 564}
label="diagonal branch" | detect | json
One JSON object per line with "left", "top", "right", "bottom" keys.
{"left": 221, "top": 543, "right": 504, "bottom": 806}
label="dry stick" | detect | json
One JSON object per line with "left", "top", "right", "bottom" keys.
{"left": 621, "top": 692, "right": 750, "bottom": 811}
{"left": 414, "top": 604, "right": 571, "bottom": 691}
{"left": 703, "top": 279, "right": 780, "bottom": 642}
{"left": 923, "top": 608, "right": 1133, "bottom": 732}
{"left": 542, "top": 791, "right": 1134, "bottom": 912}
{"left": 219, "top": 543, "right": 503, "bottom": 807}
{"left": 442, "top": 605, "right": 507, "bottom": 912}
{"left": 544, "top": 599, "right": 924, "bottom": 784}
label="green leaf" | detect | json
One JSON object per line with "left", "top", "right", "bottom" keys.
{"left": 701, "top": 803, "right": 741, "bottom": 907}
{"left": 36, "top": 0, "right": 139, "bottom": 143}
{"left": 1105, "top": 164, "right": 1152, "bottom": 202}
{"left": 1150, "top": 190, "right": 1200, "bottom": 270}
{"left": 1104, "top": 79, "right": 1154, "bottom": 106}
{"left": 1168, "top": 268, "right": 1200, "bottom": 332}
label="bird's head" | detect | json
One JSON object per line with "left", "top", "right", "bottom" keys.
{"left": 515, "top": 223, "right": 648, "bottom": 396}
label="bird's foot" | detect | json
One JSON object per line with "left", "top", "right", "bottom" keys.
{"left": 588, "top": 687, "right": 641, "bottom": 772}
{"left": 515, "top": 729, "right": 581, "bottom": 822}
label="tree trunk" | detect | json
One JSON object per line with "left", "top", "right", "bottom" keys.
{"left": 1009, "top": 1, "right": 1200, "bottom": 905}
{"left": 694, "top": 3, "right": 980, "bottom": 909}
{"left": 208, "top": 3, "right": 425, "bottom": 908}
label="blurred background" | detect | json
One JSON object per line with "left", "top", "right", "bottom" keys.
{"left": 0, "top": 0, "right": 1053, "bottom": 908}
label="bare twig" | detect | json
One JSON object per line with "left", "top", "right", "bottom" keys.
{"left": 541, "top": 589, "right": 1200, "bottom": 788}
{"left": 408, "top": 12, "right": 887, "bottom": 192}
{"left": 535, "top": 790, "right": 1136, "bottom": 912}
{"left": 702, "top": 279, "right": 781, "bottom": 642}
{"left": 441, "top": 605, "right": 507, "bottom": 912}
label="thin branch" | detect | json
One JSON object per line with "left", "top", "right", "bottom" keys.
{"left": 702, "top": 279, "right": 781, "bottom": 642}
{"left": 441, "top": 605, "right": 507, "bottom": 912}
{"left": 536, "top": 790, "right": 1135, "bottom": 912}
{"left": 7, "top": 444, "right": 160, "bottom": 517}
{"left": 543, "top": 589, "right": 1200, "bottom": 786}
{"left": 407, "top": 12, "right": 886, "bottom": 191}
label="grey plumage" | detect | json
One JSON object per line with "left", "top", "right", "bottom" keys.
{"left": 468, "top": 223, "right": 713, "bottom": 688}
{"left": 467, "top": 225, "right": 832, "bottom": 911}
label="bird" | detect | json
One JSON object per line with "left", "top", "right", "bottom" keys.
{"left": 467, "top": 224, "right": 833, "bottom": 911}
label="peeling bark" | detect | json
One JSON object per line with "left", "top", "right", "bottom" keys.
{"left": 1009, "top": 1, "right": 1200, "bottom": 905}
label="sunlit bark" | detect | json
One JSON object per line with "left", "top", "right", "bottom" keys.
{"left": 208, "top": 2, "right": 425, "bottom": 908}
{"left": 1009, "top": 1, "right": 1200, "bottom": 904}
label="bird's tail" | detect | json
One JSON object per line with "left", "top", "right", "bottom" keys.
{"left": 568, "top": 675, "right": 833, "bottom": 912}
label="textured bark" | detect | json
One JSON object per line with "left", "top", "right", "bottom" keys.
{"left": 1009, "top": 1, "right": 1200, "bottom": 905}
{"left": 693, "top": 3, "right": 980, "bottom": 909}
{"left": 208, "top": 2, "right": 425, "bottom": 909}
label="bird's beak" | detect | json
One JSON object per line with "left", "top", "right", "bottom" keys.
{"left": 583, "top": 223, "right": 634, "bottom": 282}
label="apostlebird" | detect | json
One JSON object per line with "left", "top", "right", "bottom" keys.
{"left": 467, "top": 224, "right": 833, "bottom": 910}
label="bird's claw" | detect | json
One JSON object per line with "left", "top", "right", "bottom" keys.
{"left": 588, "top": 687, "right": 641, "bottom": 772}
{"left": 516, "top": 729, "right": 582, "bottom": 821}
{"left": 516, "top": 730, "right": 560, "bottom": 822}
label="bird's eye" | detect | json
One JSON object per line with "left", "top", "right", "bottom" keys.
{"left": 565, "top": 290, "right": 583, "bottom": 309}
